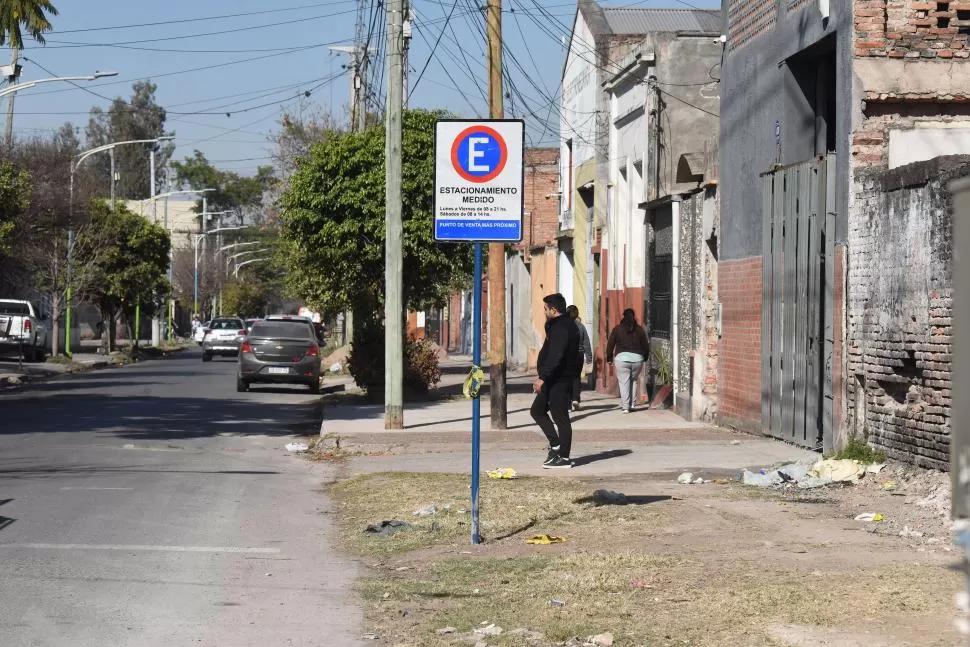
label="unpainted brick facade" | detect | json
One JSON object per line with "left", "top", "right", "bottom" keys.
{"left": 855, "top": 0, "right": 970, "bottom": 59}
{"left": 517, "top": 148, "right": 561, "bottom": 252}
{"left": 846, "top": 157, "right": 964, "bottom": 470}
{"left": 716, "top": 257, "right": 762, "bottom": 431}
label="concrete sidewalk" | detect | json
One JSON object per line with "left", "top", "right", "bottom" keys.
{"left": 319, "top": 356, "right": 819, "bottom": 478}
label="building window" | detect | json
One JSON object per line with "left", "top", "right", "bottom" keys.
{"left": 650, "top": 254, "right": 672, "bottom": 339}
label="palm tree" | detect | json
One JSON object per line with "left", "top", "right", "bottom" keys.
{"left": 0, "top": 0, "right": 59, "bottom": 145}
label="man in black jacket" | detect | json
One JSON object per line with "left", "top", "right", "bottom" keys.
{"left": 531, "top": 293, "right": 581, "bottom": 468}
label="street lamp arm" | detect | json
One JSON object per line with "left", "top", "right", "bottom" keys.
{"left": 74, "top": 136, "right": 176, "bottom": 170}
{"left": 0, "top": 72, "right": 119, "bottom": 100}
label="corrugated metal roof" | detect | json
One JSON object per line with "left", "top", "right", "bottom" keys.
{"left": 602, "top": 8, "right": 722, "bottom": 34}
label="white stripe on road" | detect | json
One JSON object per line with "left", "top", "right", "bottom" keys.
{"left": 60, "top": 487, "right": 134, "bottom": 491}
{"left": 0, "top": 543, "right": 280, "bottom": 554}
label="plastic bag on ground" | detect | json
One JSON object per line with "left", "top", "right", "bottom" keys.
{"left": 486, "top": 467, "right": 517, "bottom": 479}
{"left": 285, "top": 442, "right": 309, "bottom": 452}
{"left": 808, "top": 459, "right": 866, "bottom": 483}
{"left": 742, "top": 469, "right": 784, "bottom": 487}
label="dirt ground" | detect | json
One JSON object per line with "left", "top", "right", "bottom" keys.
{"left": 320, "top": 455, "right": 964, "bottom": 647}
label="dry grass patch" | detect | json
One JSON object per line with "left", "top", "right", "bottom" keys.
{"left": 363, "top": 557, "right": 958, "bottom": 647}
{"left": 328, "top": 472, "right": 668, "bottom": 556}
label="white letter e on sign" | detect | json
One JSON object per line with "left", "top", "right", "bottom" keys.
{"left": 468, "top": 137, "right": 489, "bottom": 172}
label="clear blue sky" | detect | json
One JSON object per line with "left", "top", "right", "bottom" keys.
{"left": 11, "top": 0, "right": 716, "bottom": 177}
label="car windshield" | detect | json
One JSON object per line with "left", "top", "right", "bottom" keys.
{"left": 210, "top": 319, "right": 243, "bottom": 330}
{"left": 249, "top": 321, "right": 313, "bottom": 339}
{"left": 0, "top": 302, "right": 29, "bottom": 316}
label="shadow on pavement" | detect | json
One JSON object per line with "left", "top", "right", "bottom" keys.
{"left": 0, "top": 392, "right": 321, "bottom": 440}
{"left": 570, "top": 448, "right": 634, "bottom": 467}
{"left": 574, "top": 492, "right": 672, "bottom": 506}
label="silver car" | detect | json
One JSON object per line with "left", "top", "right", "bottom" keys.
{"left": 236, "top": 319, "right": 321, "bottom": 393}
{"left": 201, "top": 317, "right": 247, "bottom": 361}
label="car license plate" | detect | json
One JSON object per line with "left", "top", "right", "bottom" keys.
{"left": 267, "top": 367, "right": 290, "bottom": 375}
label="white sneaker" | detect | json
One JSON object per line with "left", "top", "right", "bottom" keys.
{"left": 571, "top": 401, "right": 580, "bottom": 411}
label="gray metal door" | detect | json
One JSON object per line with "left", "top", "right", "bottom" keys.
{"left": 760, "top": 155, "right": 835, "bottom": 449}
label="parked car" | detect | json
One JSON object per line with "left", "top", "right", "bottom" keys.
{"left": 201, "top": 317, "right": 247, "bottom": 362}
{"left": 0, "top": 299, "right": 48, "bottom": 362}
{"left": 236, "top": 319, "right": 321, "bottom": 393}
{"left": 194, "top": 320, "right": 210, "bottom": 346}
{"left": 264, "top": 314, "right": 323, "bottom": 344}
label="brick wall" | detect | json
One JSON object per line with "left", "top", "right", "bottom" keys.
{"left": 855, "top": 0, "right": 970, "bottom": 58}
{"left": 716, "top": 256, "right": 762, "bottom": 431}
{"left": 847, "top": 156, "right": 966, "bottom": 469}
{"left": 518, "top": 148, "right": 560, "bottom": 252}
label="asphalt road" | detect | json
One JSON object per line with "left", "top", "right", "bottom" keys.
{"left": 0, "top": 349, "right": 362, "bottom": 647}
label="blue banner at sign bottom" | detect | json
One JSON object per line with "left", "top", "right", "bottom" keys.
{"left": 436, "top": 220, "right": 521, "bottom": 241}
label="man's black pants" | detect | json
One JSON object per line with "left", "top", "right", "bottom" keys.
{"left": 530, "top": 380, "right": 573, "bottom": 458}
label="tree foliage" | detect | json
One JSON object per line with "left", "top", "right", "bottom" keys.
{"left": 86, "top": 81, "right": 174, "bottom": 200}
{"left": 85, "top": 201, "right": 170, "bottom": 350}
{"left": 221, "top": 279, "right": 269, "bottom": 318}
{"left": 277, "top": 109, "right": 473, "bottom": 320}
{"left": 171, "top": 151, "right": 275, "bottom": 226}
{"left": 0, "top": 0, "right": 58, "bottom": 48}
{"left": 0, "top": 161, "right": 31, "bottom": 256}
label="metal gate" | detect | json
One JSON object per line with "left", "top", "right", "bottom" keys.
{"left": 760, "top": 155, "right": 835, "bottom": 449}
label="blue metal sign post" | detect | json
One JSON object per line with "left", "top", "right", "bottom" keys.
{"left": 433, "top": 119, "right": 523, "bottom": 545}
{"left": 470, "top": 243, "right": 483, "bottom": 544}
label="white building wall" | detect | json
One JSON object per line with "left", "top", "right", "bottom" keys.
{"left": 560, "top": 12, "right": 599, "bottom": 221}
{"left": 606, "top": 71, "right": 650, "bottom": 294}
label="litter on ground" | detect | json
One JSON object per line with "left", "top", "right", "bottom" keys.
{"left": 364, "top": 519, "right": 412, "bottom": 536}
{"left": 413, "top": 505, "right": 437, "bottom": 517}
{"left": 677, "top": 472, "right": 694, "bottom": 484}
{"left": 284, "top": 442, "right": 309, "bottom": 452}
{"left": 526, "top": 534, "right": 566, "bottom": 545}
{"left": 854, "top": 513, "right": 884, "bottom": 522}
{"left": 486, "top": 467, "right": 517, "bottom": 479}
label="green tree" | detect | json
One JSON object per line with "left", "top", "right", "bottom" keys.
{"left": 171, "top": 151, "right": 275, "bottom": 227}
{"left": 85, "top": 81, "right": 174, "bottom": 200}
{"left": 221, "top": 279, "right": 268, "bottom": 318}
{"left": 0, "top": 1, "right": 59, "bottom": 144}
{"left": 0, "top": 160, "right": 30, "bottom": 256}
{"left": 0, "top": 0, "right": 57, "bottom": 49}
{"left": 85, "top": 201, "right": 170, "bottom": 352}
{"left": 277, "top": 108, "right": 473, "bottom": 325}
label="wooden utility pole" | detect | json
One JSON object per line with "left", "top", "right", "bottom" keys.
{"left": 384, "top": 0, "right": 405, "bottom": 429}
{"left": 486, "top": 0, "right": 508, "bottom": 428}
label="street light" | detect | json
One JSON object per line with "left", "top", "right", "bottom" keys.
{"left": 226, "top": 248, "right": 271, "bottom": 275}
{"left": 64, "top": 134, "right": 174, "bottom": 357}
{"left": 193, "top": 226, "right": 246, "bottom": 315}
{"left": 0, "top": 70, "right": 118, "bottom": 100}
{"left": 145, "top": 189, "right": 216, "bottom": 343}
{"left": 233, "top": 257, "right": 271, "bottom": 278}
{"left": 1, "top": 71, "right": 118, "bottom": 145}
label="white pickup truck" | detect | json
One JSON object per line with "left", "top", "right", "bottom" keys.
{"left": 0, "top": 299, "right": 48, "bottom": 362}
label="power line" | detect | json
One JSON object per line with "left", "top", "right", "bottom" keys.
{"left": 411, "top": 0, "right": 459, "bottom": 94}
{"left": 28, "top": 9, "right": 358, "bottom": 49}
{"left": 47, "top": 1, "right": 355, "bottom": 34}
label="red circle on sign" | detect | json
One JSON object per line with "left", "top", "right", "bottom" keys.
{"left": 450, "top": 125, "right": 508, "bottom": 183}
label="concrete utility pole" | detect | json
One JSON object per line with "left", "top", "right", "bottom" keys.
{"left": 403, "top": 2, "right": 413, "bottom": 107}
{"left": 4, "top": 47, "right": 19, "bottom": 147}
{"left": 384, "top": 0, "right": 404, "bottom": 429}
{"left": 330, "top": 45, "right": 367, "bottom": 132}
{"left": 486, "top": 0, "right": 508, "bottom": 429}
